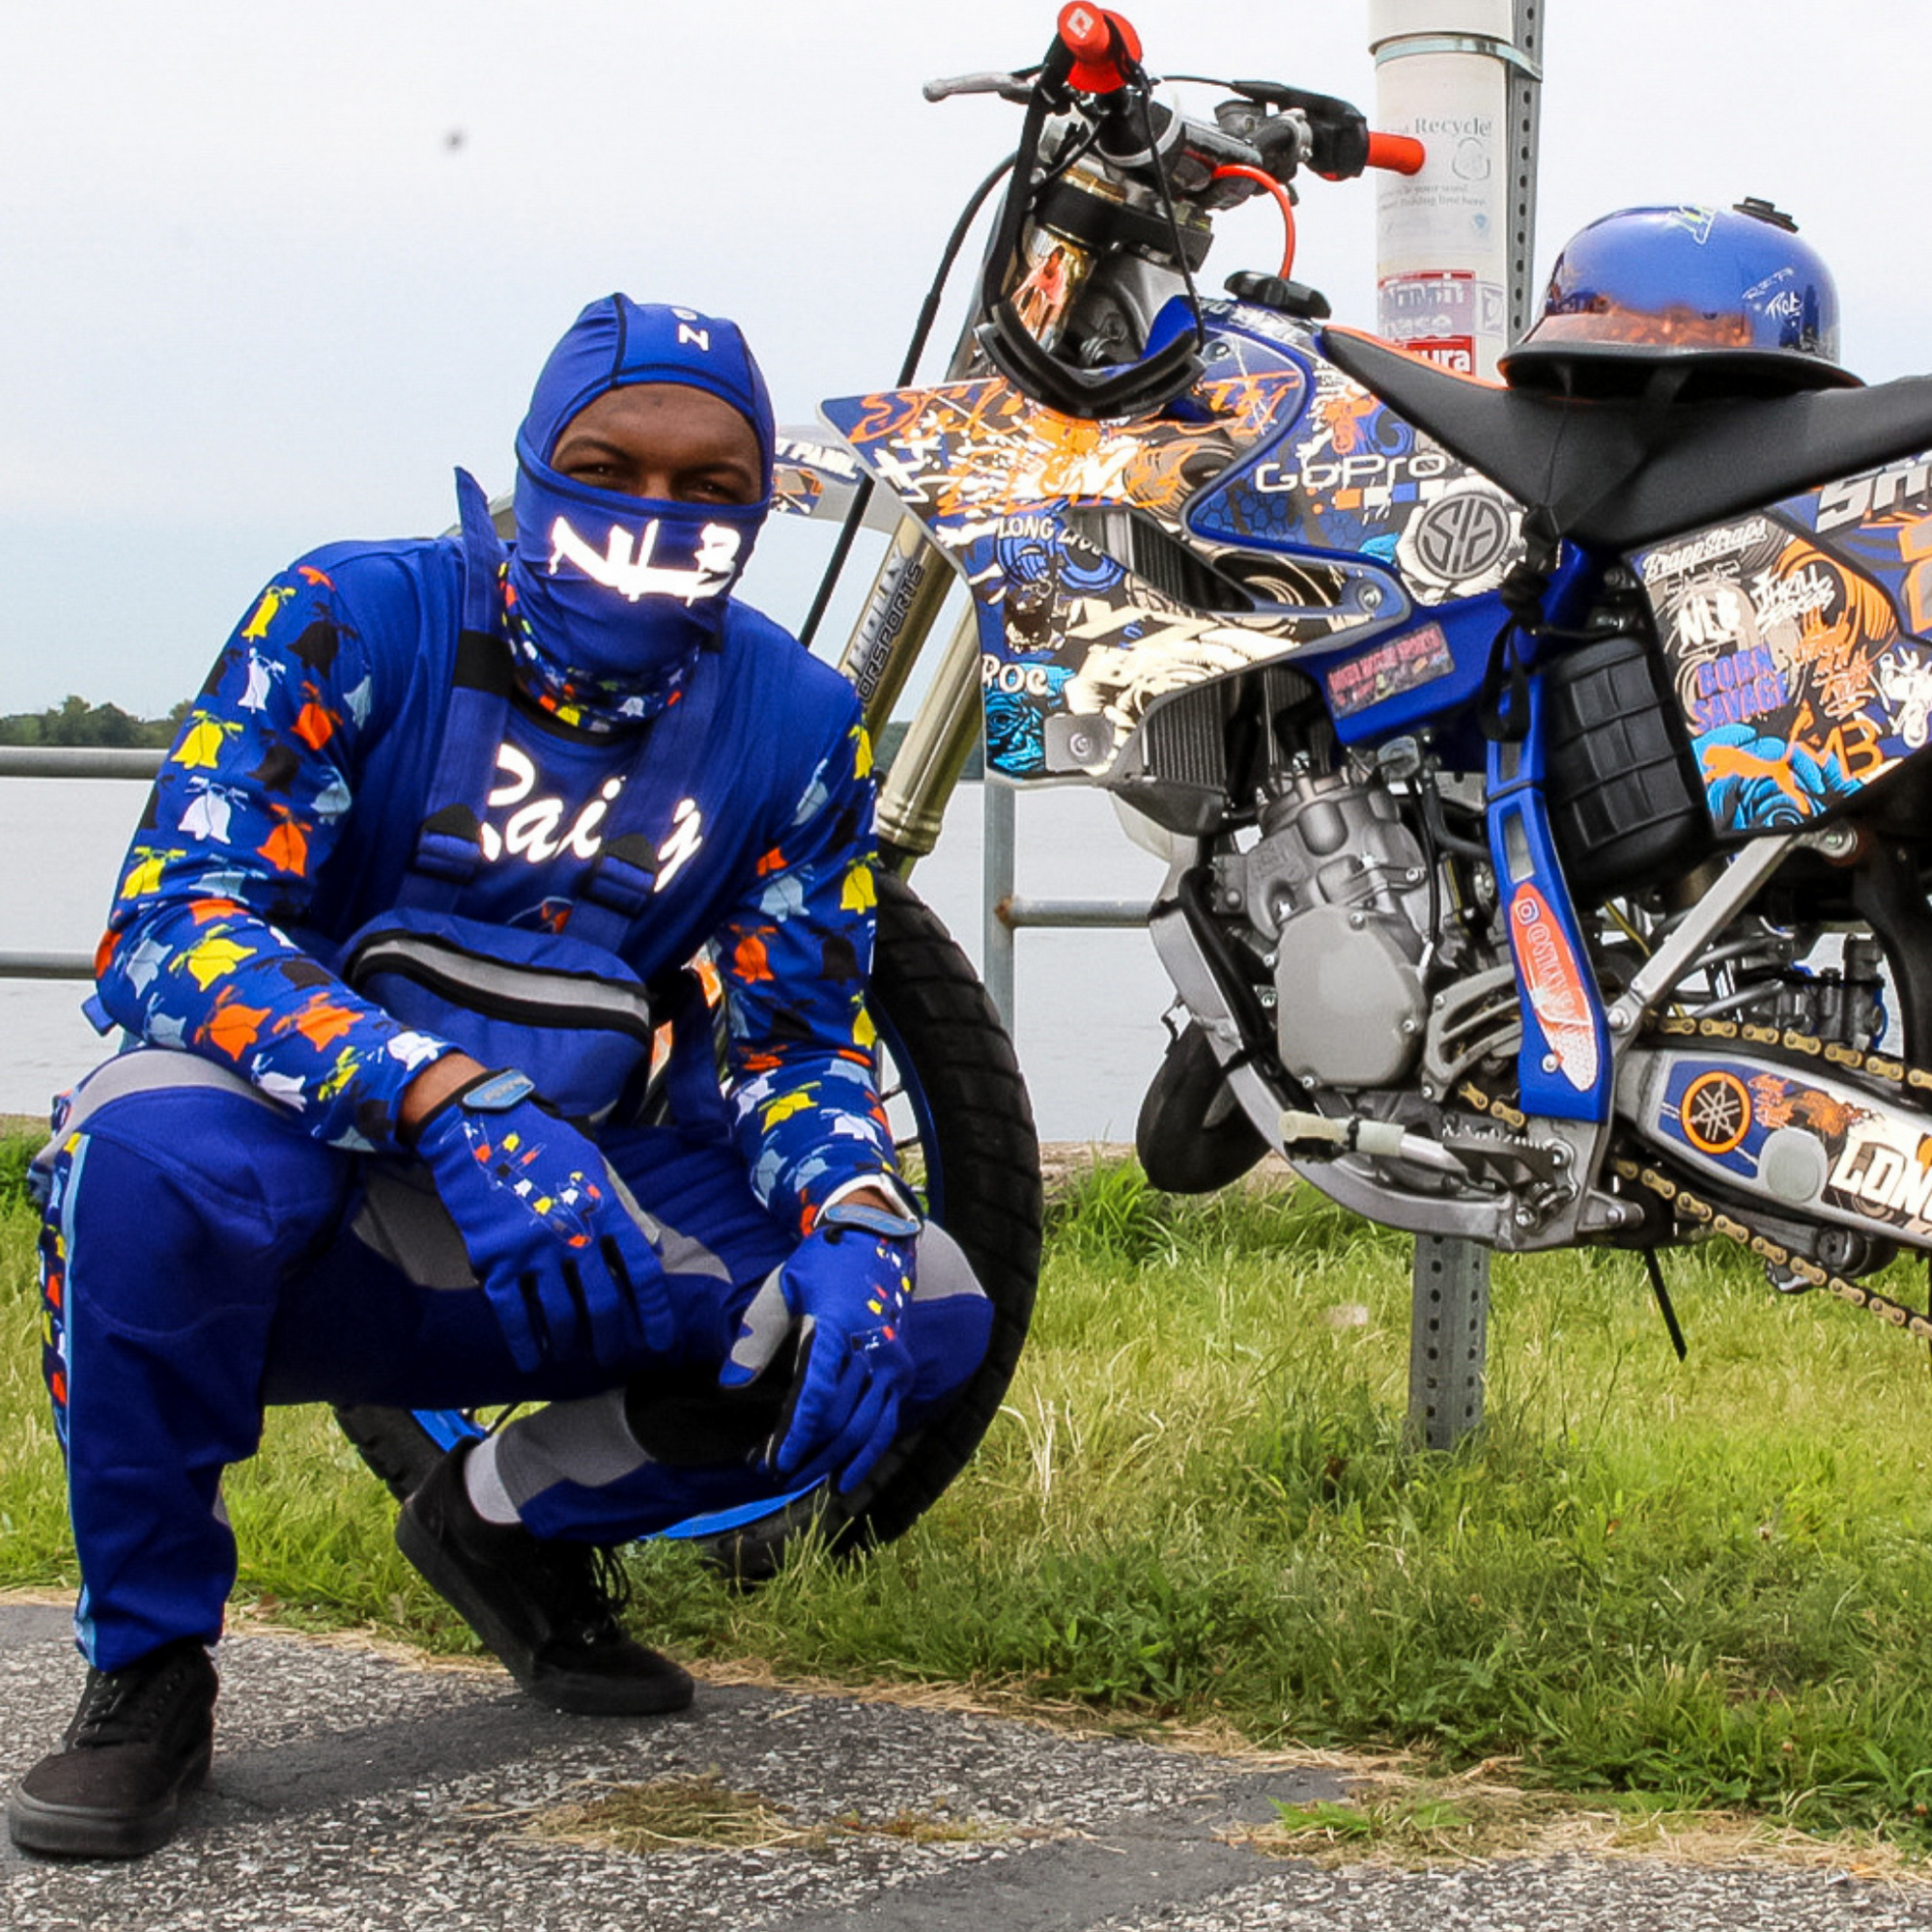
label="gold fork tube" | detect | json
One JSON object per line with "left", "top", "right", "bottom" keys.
{"left": 873, "top": 602, "right": 986, "bottom": 877}
{"left": 837, "top": 518, "right": 954, "bottom": 742}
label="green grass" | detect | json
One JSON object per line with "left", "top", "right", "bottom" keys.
{"left": 11, "top": 1128, "right": 1932, "bottom": 1841}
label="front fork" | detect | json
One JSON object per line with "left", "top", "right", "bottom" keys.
{"left": 838, "top": 520, "right": 985, "bottom": 879}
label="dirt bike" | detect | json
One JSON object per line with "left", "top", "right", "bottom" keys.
{"left": 353, "top": 0, "right": 1932, "bottom": 1567}
{"left": 797, "top": 3, "right": 1932, "bottom": 1363}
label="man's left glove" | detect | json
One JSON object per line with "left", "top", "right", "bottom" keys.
{"left": 413, "top": 1067, "right": 674, "bottom": 1372}
{"left": 719, "top": 1199, "right": 920, "bottom": 1493}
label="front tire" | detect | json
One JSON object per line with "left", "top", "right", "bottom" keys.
{"left": 335, "top": 872, "right": 1041, "bottom": 1579}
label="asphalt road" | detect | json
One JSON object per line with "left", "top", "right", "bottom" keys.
{"left": 4, "top": 1601, "right": 1930, "bottom": 1930}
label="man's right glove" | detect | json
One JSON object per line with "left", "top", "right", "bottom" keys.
{"left": 413, "top": 1067, "right": 673, "bottom": 1372}
{"left": 719, "top": 1198, "right": 921, "bottom": 1493}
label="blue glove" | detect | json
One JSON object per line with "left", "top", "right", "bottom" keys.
{"left": 414, "top": 1067, "right": 673, "bottom": 1372}
{"left": 720, "top": 1198, "right": 920, "bottom": 1493}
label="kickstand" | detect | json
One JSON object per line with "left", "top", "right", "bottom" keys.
{"left": 1642, "top": 1249, "right": 1688, "bottom": 1362}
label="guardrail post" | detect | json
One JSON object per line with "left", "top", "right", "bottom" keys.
{"left": 1407, "top": 1232, "right": 1491, "bottom": 1450}
{"left": 982, "top": 781, "right": 1016, "bottom": 1030}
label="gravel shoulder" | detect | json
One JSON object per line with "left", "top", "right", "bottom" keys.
{"left": 8, "top": 1602, "right": 1932, "bottom": 1931}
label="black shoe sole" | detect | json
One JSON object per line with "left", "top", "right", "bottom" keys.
{"left": 396, "top": 1503, "right": 695, "bottom": 1718}
{"left": 7, "top": 1741, "right": 212, "bottom": 1860}
{"left": 516, "top": 1659, "right": 696, "bottom": 1719}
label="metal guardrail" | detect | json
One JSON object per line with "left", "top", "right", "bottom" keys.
{"left": 980, "top": 783, "right": 1149, "bottom": 1029}
{"left": 0, "top": 748, "right": 166, "bottom": 781}
{"left": 4, "top": 744, "right": 1490, "bottom": 1451}
{"left": 0, "top": 748, "right": 164, "bottom": 979}
{"left": 0, "top": 747, "right": 1155, "bottom": 1001}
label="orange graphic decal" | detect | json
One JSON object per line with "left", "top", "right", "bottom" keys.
{"left": 204, "top": 998, "right": 270, "bottom": 1062}
{"left": 1508, "top": 884, "right": 1599, "bottom": 1091}
{"left": 1317, "top": 389, "right": 1380, "bottom": 455}
{"left": 833, "top": 369, "right": 1303, "bottom": 527}
{"left": 1791, "top": 1088, "right": 1869, "bottom": 1139}
{"left": 732, "top": 931, "right": 773, "bottom": 984}
{"left": 257, "top": 808, "right": 310, "bottom": 875}
{"left": 292, "top": 700, "right": 337, "bottom": 752}
{"left": 289, "top": 995, "right": 359, "bottom": 1051}
{"left": 1800, "top": 718, "right": 1886, "bottom": 782}
{"left": 1699, "top": 740, "right": 1813, "bottom": 818}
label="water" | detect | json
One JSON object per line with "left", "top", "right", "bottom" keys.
{"left": 0, "top": 778, "right": 1174, "bottom": 1143}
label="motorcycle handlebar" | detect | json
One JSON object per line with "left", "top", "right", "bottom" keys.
{"left": 1056, "top": 3, "right": 1143, "bottom": 94}
{"left": 1365, "top": 131, "right": 1426, "bottom": 177}
{"left": 1074, "top": 21, "right": 1429, "bottom": 189}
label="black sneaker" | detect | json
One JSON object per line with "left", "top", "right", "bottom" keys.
{"left": 8, "top": 1637, "right": 217, "bottom": 1859}
{"left": 396, "top": 1441, "right": 695, "bottom": 1717}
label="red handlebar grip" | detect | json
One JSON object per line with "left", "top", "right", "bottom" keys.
{"left": 1366, "top": 131, "right": 1426, "bottom": 176}
{"left": 1056, "top": 4, "right": 1143, "bottom": 93}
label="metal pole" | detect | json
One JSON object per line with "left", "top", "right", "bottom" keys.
{"left": 1407, "top": 1232, "right": 1492, "bottom": 1451}
{"left": 0, "top": 748, "right": 163, "bottom": 780}
{"left": 1375, "top": 0, "right": 1542, "bottom": 1443}
{"left": 1504, "top": 0, "right": 1545, "bottom": 346}
{"left": 982, "top": 781, "right": 1016, "bottom": 1030}
{"left": 0, "top": 952, "right": 97, "bottom": 980}
{"left": 1003, "top": 896, "right": 1145, "bottom": 929}
{"left": 1370, "top": 0, "right": 1543, "bottom": 381}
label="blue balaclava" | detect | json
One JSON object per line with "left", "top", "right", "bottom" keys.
{"left": 506, "top": 296, "right": 775, "bottom": 729}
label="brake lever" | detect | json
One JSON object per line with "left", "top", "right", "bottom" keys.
{"left": 923, "top": 70, "right": 1039, "bottom": 105}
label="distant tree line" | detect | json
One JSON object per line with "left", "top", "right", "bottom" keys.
{"left": 0, "top": 696, "right": 192, "bottom": 749}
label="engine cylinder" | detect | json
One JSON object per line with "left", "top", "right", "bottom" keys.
{"left": 1243, "top": 769, "right": 1431, "bottom": 1089}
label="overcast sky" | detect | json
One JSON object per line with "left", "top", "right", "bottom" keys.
{"left": 5, "top": 2, "right": 1926, "bottom": 717}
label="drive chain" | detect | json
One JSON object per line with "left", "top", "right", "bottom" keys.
{"left": 1460, "top": 1014, "right": 1932, "bottom": 1350}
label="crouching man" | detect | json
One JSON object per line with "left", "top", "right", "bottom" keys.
{"left": 9, "top": 298, "right": 991, "bottom": 1859}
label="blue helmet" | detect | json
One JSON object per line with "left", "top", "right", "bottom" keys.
{"left": 1501, "top": 200, "right": 1859, "bottom": 393}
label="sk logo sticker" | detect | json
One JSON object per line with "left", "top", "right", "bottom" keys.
{"left": 548, "top": 516, "right": 741, "bottom": 604}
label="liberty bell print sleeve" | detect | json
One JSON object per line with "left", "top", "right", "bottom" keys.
{"left": 94, "top": 563, "right": 457, "bottom": 1151}
{"left": 719, "top": 712, "right": 905, "bottom": 1236}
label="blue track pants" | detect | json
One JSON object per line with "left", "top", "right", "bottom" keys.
{"left": 34, "top": 1053, "right": 991, "bottom": 1671}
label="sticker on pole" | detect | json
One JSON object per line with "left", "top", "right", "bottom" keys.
{"left": 1378, "top": 270, "right": 1499, "bottom": 376}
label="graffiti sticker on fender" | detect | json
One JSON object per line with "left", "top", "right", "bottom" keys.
{"left": 1508, "top": 884, "right": 1599, "bottom": 1092}
{"left": 1324, "top": 623, "right": 1453, "bottom": 718}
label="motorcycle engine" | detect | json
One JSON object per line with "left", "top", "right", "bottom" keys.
{"left": 1237, "top": 765, "right": 1433, "bottom": 1088}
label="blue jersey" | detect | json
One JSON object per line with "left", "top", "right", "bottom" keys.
{"left": 95, "top": 534, "right": 898, "bottom": 1235}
